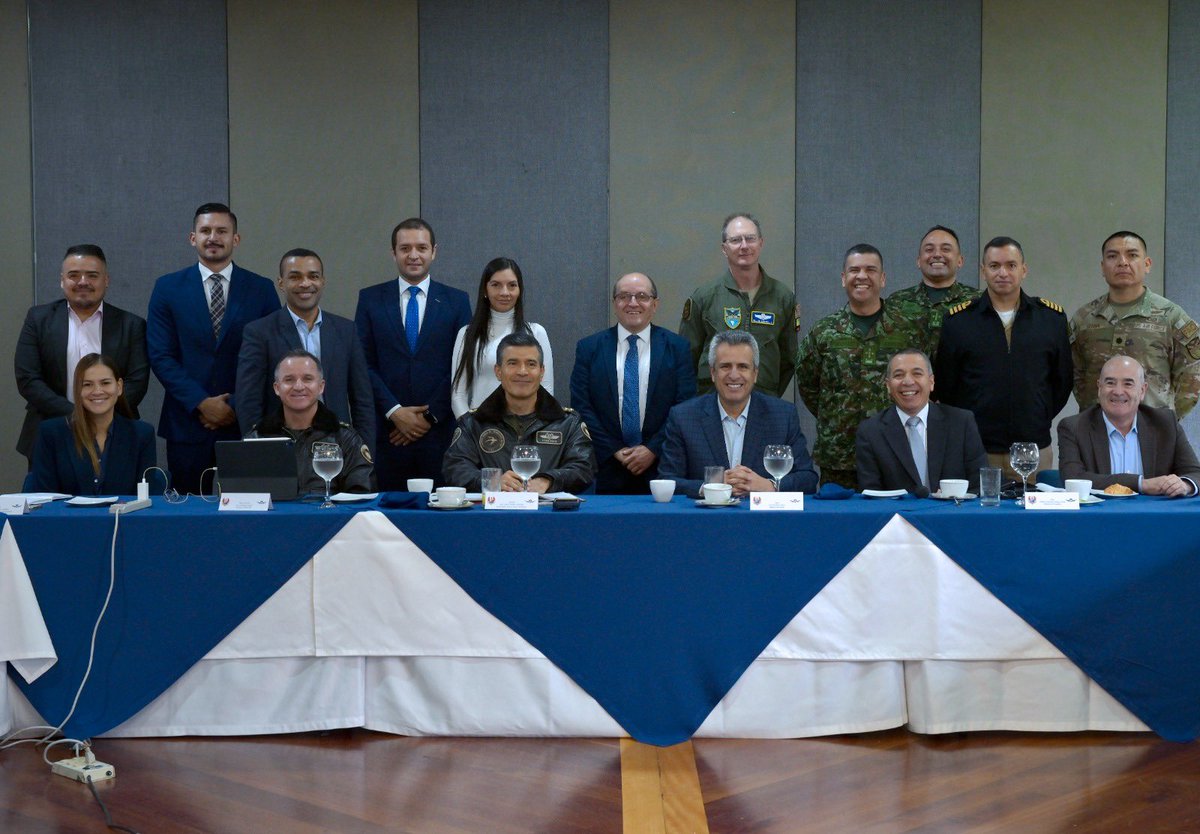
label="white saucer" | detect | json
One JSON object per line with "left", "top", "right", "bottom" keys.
{"left": 1079, "top": 495, "right": 1104, "bottom": 505}
{"left": 930, "top": 492, "right": 976, "bottom": 501}
{"left": 428, "top": 498, "right": 472, "bottom": 510}
{"left": 330, "top": 492, "right": 379, "bottom": 503}
{"left": 695, "top": 498, "right": 740, "bottom": 508}
{"left": 862, "top": 489, "right": 907, "bottom": 499}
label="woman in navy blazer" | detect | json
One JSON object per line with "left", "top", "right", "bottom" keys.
{"left": 30, "top": 353, "right": 156, "bottom": 495}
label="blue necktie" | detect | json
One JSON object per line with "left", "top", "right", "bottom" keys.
{"left": 621, "top": 334, "right": 641, "bottom": 446}
{"left": 405, "top": 286, "right": 421, "bottom": 353}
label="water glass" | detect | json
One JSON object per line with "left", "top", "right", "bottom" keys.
{"left": 979, "top": 467, "right": 1002, "bottom": 507}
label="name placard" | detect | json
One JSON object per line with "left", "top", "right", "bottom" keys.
{"left": 218, "top": 493, "right": 274, "bottom": 512}
{"left": 749, "top": 491, "right": 805, "bottom": 511}
{"left": 1023, "top": 492, "right": 1079, "bottom": 510}
{"left": 0, "top": 495, "right": 29, "bottom": 515}
{"left": 484, "top": 492, "right": 539, "bottom": 510}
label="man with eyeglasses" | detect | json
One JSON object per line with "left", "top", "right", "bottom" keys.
{"left": 679, "top": 213, "right": 799, "bottom": 398}
{"left": 571, "top": 272, "right": 696, "bottom": 493}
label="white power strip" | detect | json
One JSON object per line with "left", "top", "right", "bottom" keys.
{"left": 109, "top": 498, "right": 151, "bottom": 514}
{"left": 52, "top": 755, "right": 115, "bottom": 783}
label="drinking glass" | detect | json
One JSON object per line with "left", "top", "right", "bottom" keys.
{"left": 763, "top": 445, "right": 794, "bottom": 491}
{"left": 1009, "top": 442, "right": 1039, "bottom": 507}
{"left": 312, "top": 442, "right": 343, "bottom": 508}
{"left": 511, "top": 445, "right": 541, "bottom": 492}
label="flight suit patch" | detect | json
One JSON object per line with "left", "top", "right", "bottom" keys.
{"left": 536, "top": 431, "right": 563, "bottom": 445}
{"left": 750, "top": 311, "right": 775, "bottom": 325}
{"left": 479, "top": 428, "right": 505, "bottom": 453}
{"left": 724, "top": 307, "right": 742, "bottom": 329}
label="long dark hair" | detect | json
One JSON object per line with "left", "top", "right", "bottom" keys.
{"left": 453, "top": 257, "right": 531, "bottom": 392}
{"left": 70, "top": 353, "right": 133, "bottom": 476}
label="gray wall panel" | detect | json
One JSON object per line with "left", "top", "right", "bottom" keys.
{"left": 1, "top": 0, "right": 34, "bottom": 487}
{"left": 28, "top": 0, "right": 231, "bottom": 456}
{"left": 1166, "top": 0, "right": 1200, "bottom": 440}
{"left": 418, "top": 0, "right": 609, "bottom": 397}
{"left": 795, "top": 0, "right": 981, "bottom": 435}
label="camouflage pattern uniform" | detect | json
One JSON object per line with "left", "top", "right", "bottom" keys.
{"left": 796, "top": 300, "right": 931, "bottom": 489}
{"left": 1069, "top": 289, "right": 1200, "bottom": 417}
{"left": 679, "top": 269, "right": 799, "bottom": 397}
{"left": 886, "top": 280, "right": 981, "bottom": 358}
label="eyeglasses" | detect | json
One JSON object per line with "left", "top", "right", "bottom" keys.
{"left": 724, "top": 235, "right": 760, "bottom": 246}
{"left": 614, "top": 292, "right": 657, "bottom": 304}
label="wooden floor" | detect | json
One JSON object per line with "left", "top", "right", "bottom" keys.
{"left": 2, "top": 729, "right": 1198, "bottom": 833}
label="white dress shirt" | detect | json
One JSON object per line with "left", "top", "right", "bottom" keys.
{"left": 66, "top": 303, "right": 104, "bottom": 402}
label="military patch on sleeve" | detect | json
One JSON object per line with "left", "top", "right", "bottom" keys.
{"left": 478, "top": 428, "right": 505, "bottom": 453}
{"left": 682, "top": 298, "right": 692, "bottom": 321}
{"left": 1039, "top": 297, "right": 1064, "bottom": 314}
{"left": 1180, "top": 320, "right": 1199, "bottom": 341}
{"left": 794, "top": 303, "right": 802, "bottom": 332}
{"left": 451, "top": 427, "right": 462, "bottom": 445}
{"left": 1187, "top": 336, "right": 1200, "bottom": 361}
{"left": 535, "top": 430, "right": 563, "bottom": 445}
{"left": 361, "top": 444, "right": 373, "bottom": 464}
{"left": 580, "top": 421, "right": 592, "bottom": 441}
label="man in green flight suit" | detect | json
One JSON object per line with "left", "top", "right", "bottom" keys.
{"left": 885, "top": 225, "right": 980, "bottom": 357}
{"left": 679, "top": 213, "right": 799, "bottom": 397}
{"left": 797, "top": 243, "right": 931, "bottom": 490}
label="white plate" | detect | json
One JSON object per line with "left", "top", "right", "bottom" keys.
{"left": 1079, "top": 495, "right": 1104, "bottom": 505}
{"left": 694, "top": 498, "right": 741, "bottom": 508}
{"left": 330, "top": 492, "right": 379, "bottom": 503}
{"left": 930, "top": 492, "right": 976, "bottom": 501}
{"left": 66, "top": 496, "right": 119, "bottom": 506}
{"left": 861, "top": 489, "right": 907, "bottom": 499}
{"left": 1091, "top": 488, "right": 1136, "bottom": 498}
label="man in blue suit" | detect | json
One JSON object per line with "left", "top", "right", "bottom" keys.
{"left": 570, "top": 272, "right": 697, "bottom": 493}
{"left": 147, "top": 203, "right": 280, "bottom": 494}
{"left": 659, "top": 331, "right": 818, "bottom": 497}
{"left": 355, "top": 218, "right": 471, "bottom": 489}
{"left": 235, "top": 248, "right": 374, "bottom": 446}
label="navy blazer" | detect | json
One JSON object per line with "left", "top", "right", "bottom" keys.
{"left": 855, "top": 402, "right": 988, "bottom": 494}
{"left": 354, "top": 278, "right": 472, "bottom": 436}
{"left": 14, "top": 299, "right": 149, "bottom": 458}
{"left": 30, "top": 414, "right": 156, "bottom": 495}
{"left": 658, "top": 392, "right": 819, "bottom": 497}
{"left": 570, "top": 324, "right": 697, "bottom": 493}
{"left": 235, "top": 306, "right": 375, "bottom": 445}
{"left": 1058, "top": 404, "right": 1200, "bottom": 491}
{"left": 147, "top": 263, "right": 280, "bottom": 443}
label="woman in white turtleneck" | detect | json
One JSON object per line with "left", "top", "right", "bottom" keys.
{"left": 451, "top": 257, "right": 554, "bottom": 417}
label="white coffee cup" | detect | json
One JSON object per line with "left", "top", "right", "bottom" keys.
{"left": 702, "top": 482, "right": 733, "bottom": 504}
{"left": 939, "top": 479, "right": 969, "bottom": 498}
{"left": 408, "top": 478, "right": 434, "bottom": 493}
{"left": 649, "top": 479, "right": 675, "bottom": 503}
{"left": 1064, "top": 478, "right": 1093, "bottom": 499}
{"left": 434, "top": 486, "right": 467, "bottom": 507}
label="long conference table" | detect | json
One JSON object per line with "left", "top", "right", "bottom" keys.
{"left": 4, "top": 494, "right": 1200, "bottom": 747}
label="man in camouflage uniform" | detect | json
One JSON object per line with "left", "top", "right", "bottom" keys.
{"left": 797, "top": 244, "right": 930, "bottom": 490}
{"left": 886, "top": 225, "right": 980, "bottom": 356}
{"left": 679, "top": 213, "right": 799, "bottom": 397}
{"left": 1069, "top": 230, "right": 1200, "bottom": 417}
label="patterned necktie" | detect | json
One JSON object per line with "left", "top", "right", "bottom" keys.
{"left": 405, "top": 286, "right": 421, "bottom": 353}
{"left": 208, "top": 275, "right": 225, "bottom": 339}
{"left": 621, "top": 334, "right": 642, "bottom": 446}
{"left": 905, "top": 415, "right": 928, "bottom": 489}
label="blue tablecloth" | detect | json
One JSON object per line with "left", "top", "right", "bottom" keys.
{"left": 9, "top": 493, "right": 1200, "bottom": 744}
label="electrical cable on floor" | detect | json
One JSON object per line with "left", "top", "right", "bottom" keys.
{"left": 86, "top": 776, "right": 142, "bottom": 834}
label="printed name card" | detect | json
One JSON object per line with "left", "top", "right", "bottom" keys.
{"left": 0, "top": 495, "right": 29, "bottom": 515}
{"left": 1023, "top": 492, "right": 1079, "bottom": 510}
{"left": 218, "top": 493, "right": 273, "bottom": 512}
{"left": 749, "top": 491, "right": 805, "bottom": 511}
{"left": 483, "top": 492, "right": 539, "bottom": 510}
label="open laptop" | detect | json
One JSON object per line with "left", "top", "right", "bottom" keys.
{"left": 214, "top": 438, "right": 299, "bottom": 501}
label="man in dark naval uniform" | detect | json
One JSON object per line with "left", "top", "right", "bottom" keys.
{"left": 443, "top": 331, "right": 595, "bottom": 493}
{"left": 934, "top": 236, "right": 1072, "bottom": 479}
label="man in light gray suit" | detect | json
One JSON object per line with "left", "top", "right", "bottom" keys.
{"left": 856, "top": 348, "right": 987, "bottom": 495}
{"left": 236, "top": 248, "right": 374, "bottom": 446}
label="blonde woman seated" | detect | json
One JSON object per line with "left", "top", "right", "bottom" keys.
{"left": 30, "top": 353, "right": 156, "bottom": 495}
{"left": 451, "top": 257, "right": 553, "bottom": 417}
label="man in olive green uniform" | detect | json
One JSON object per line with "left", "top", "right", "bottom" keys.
{"left": 1069, "top": 230, "right": 1200, "bottom": 417}
{"left": 886, "top": 225, "right": 980, "bottom": 356}
{"left": 679, "top": 213, "right": 799, "bottom": 397}
{"left": 797, "top": 244, "right": 930, "bottom": 490}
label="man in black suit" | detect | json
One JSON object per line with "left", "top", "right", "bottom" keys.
{"left": 235, "top": 248, "right": 374, "bottom": 446}
{"left": 1058, "top": 355, "right": 1200, "bottom": 497}
{"left": 856, "top": 348, "right": 987, "bottom": 494}
{"left": 570, "top": 272, "right": 697, "bottom": 493}
{"left": 14, "top": 244, "right": 149, "bottom": 464}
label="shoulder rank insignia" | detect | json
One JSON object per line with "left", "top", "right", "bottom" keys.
{"left": 947, "top": 301, "right": 971, "bottom": 316}
{"left": 1039, "top": 297, "right": 1064, "bottom": 314}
